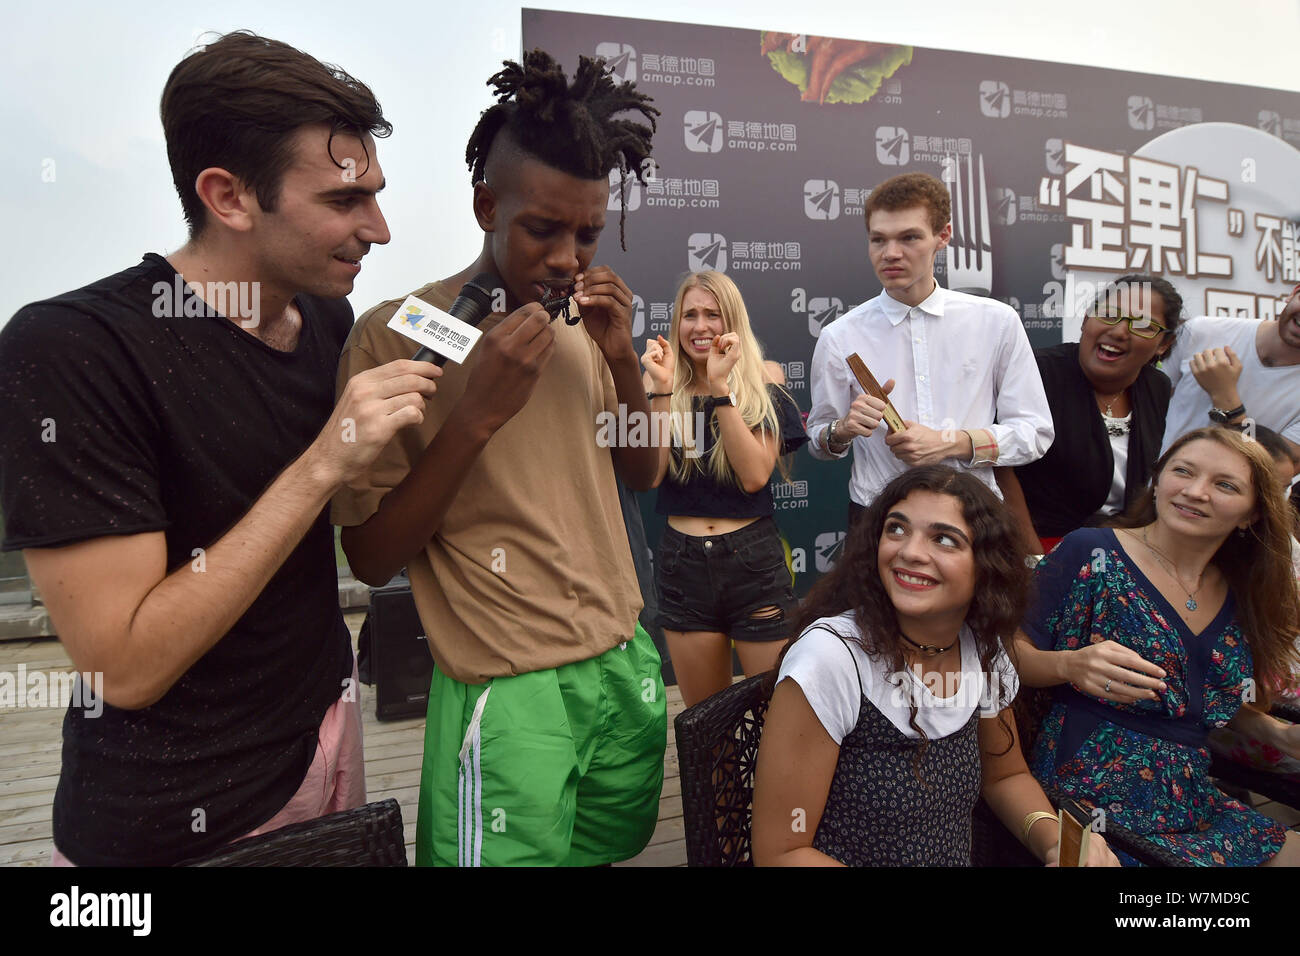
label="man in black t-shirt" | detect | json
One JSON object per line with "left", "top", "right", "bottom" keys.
{"left": 0, "top": 33, "right": 440, "bottom": 865}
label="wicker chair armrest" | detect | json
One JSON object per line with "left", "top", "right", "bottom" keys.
{"left": 674, "top": 675, "right": 771, "bottom": 867}
{"left": 183, "top": 798, "right": 407, "bottom": 867}
{"left": 1270, "top": 698, "right": 1300, "bottom": 725}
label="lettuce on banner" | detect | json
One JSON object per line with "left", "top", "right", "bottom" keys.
{"left": 763, "top": 34, "right": 912, "bottom": 106}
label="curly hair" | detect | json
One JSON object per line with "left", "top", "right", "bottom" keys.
{"left": 776, "top": 466, "right": 1031, "bottom": 775}
{"left": 864, "top": 172, "right": 951, "bottom": 233}
{"left": 465, "top": 50, "right": 659, "bottom": 250}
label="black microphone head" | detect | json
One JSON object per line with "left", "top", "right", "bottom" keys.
{"left": 465, "top": 272, "right": 499, "bottom": 300}
{"left": 413, "top": 273, "right": 502, "bottom": 364}
{"left": 446, "top": 273, "right": 499, "bottom": 324}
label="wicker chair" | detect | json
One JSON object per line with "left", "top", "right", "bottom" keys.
{"left": 675, "top": 674, "right": 770, "bottom": 867}
{"left": 184, "top": 799, "right": 407, "bottom": 866}
{"left": 1209, "top": 699, "right": 1300, "bottom": 810}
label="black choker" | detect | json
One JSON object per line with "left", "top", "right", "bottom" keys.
{"left": 900, "top": 633, "right": 958, "bottom": 657}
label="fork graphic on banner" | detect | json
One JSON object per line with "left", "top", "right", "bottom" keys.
{"left": 945, "top": 152, "right": 993, "bottom": 296}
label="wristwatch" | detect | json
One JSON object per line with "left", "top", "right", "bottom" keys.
{"left": 1208, "top": 403, "right": 1246, "bottom": 424}
{"left": 825, "top": 419, "right": 847, "bottom": 450}
{"left": 711, "top": 391, "right": 737, "bottom": 408}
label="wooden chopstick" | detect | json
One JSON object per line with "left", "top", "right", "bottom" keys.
{"left": 846, "top": 353, "right": 906, "bottom": 434}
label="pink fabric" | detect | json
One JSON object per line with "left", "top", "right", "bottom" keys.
{"left": 52, "top": 663, "right": 365, "bottom": 866}
{"left": 238, "top": 664, "right": 366, "bottom": 839}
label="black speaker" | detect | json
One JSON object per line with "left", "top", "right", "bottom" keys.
{"left": 368, "top": 580, "right": 434, "bottom": 721}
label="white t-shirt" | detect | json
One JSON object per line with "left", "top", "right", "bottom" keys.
{"left": 1161, "top": 316, "right": 1300, "bottom": 455}
{"left": 775, "top": 612, "right": 1020, "bottom": 745}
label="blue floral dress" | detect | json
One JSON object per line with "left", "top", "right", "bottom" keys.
{"left": 1023, "top": 528, "right": 1286, "bottom": 866}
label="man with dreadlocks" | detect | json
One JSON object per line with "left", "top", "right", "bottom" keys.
{"left": 332, "top": 51, "right": 666, "bottom": 866}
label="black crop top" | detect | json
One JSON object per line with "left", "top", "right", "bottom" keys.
{"left": 655, "top": 384, "right": 808, "bottom": 518}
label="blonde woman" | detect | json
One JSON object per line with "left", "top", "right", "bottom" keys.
{"left": 642, "top": 271, "right": 807, "bottom": 707}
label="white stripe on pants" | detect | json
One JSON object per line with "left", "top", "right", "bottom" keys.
{"left": 457, "top": 684, "right": 492, "bottom": 867}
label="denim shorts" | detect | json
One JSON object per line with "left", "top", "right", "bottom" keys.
{"left": 655, "top": 517, "right": 797, "bottom": 643}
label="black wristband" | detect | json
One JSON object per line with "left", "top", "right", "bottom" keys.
{"left": 647, "top": 391, "right": 672, "bottom": 399}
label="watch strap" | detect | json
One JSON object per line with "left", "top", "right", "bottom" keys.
{"left": 1208, "top": 403, "right": 1246, "bottom": 423}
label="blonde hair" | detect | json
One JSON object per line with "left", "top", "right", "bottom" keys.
{"left": 667, "top": 271, "right": 792, "bottom": 486}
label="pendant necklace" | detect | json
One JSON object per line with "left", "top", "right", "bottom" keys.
{"left": 1095, "top": 389, "right": 1131, "bottom": 437}
{"left": 1136, "top": 528, "right": 1204, "bottom": 612}
{"left": 1095, "top": 388, "right": 1124, "bottom": 416}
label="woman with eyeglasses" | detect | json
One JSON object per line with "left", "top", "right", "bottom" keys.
{"left": 998, "top": 274, "right": 1184, "bottom": 555}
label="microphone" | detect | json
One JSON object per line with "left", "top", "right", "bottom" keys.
{"left": 412, "top": 273, "right": 498, "bottom": 365}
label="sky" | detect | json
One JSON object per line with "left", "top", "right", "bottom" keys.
{"left": 3, "top": 0, "right": 1299, "bottom": 323}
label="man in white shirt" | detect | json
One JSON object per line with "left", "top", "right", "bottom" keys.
{"left": 1159, "top": 283, "right": 1300, "bottom": 460}
{"left": 807, "top": 172, "right": 1053, "bottom": 520}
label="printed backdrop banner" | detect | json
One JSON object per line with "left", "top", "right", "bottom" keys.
{"left": 522, "top": 8, "right": 1300, "bottom": 594}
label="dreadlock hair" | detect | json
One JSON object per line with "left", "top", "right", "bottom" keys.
{"left": 465, "top": 49, "right": 659, "bottom": 250}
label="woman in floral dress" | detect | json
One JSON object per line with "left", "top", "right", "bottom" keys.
{"left": 1012, "top": 427, "right": 1300, "bottom": 865}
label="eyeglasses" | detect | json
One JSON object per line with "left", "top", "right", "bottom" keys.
{"left": 1088, "top": 313, "right": 1170, "bottom": 340}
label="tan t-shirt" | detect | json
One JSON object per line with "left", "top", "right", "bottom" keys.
{"left": 331, "top": 280, "right": 642, "bottom": 684}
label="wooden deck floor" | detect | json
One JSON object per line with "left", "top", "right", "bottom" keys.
{"left": 0, "top": 612, "right": 687, "bottom": 867}
{"left": 4, "top": 617, "right": 1297, "bottom": 867}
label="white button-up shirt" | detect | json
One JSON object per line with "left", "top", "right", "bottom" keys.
{"left": 807, "top": 283, "right": 1054, "bottom": 506}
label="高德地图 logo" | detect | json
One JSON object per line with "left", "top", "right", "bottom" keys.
{"left": 804, "top": 179, "right": 840, "bottom": 220}
{"left": 595, "top": 42, "right": 636, "bottom": 82}
{"left": 1127, "top": 95, "right": 1155, "bottom": 130}
{"left": 815, "top": 531, "right": 846, "bottom": 572}
{"left": 607, "top": 168, "right": 641, "bottom": 212}
{"left": 687, "top": 232, "right": 727, "bottom": 272}
{"left": 979, "top": 80, "right": 1011, "bottom": 118}
{"left": 684, "top": 110, "right": 723, "bottom": 153}
{"left": 875, "top": 126, "right": 909, "bottom": 166}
